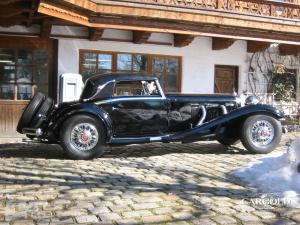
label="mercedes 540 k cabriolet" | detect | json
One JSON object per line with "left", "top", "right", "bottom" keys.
{"left": 17, "top": 73, "right": 284, "bottom": 159}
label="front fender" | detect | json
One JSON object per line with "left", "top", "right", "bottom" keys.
{"left": 224, "top": 104, "right": 284, "bottom": 121}
{"left": 168, "top": 104, "right": 284, "bottom": 142}
{"left": 48, "top": 103, "right": 113, "bottom": 140}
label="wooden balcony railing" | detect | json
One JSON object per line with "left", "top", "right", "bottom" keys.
{"left": 111, "top": 0, "right": 300, "bottom": 20}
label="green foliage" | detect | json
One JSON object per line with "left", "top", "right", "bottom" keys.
{"left": 272, "top": 71, "right": 296, "bottom": 102}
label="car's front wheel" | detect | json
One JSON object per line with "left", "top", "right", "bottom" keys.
{"left": 60, "top": 115, "right": 106, "bottom": 160}
{"left": 241, "top": 115, "right": 282, "bottom": 154}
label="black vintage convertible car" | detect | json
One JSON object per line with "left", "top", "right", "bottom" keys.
{"left": 17, "top": 73, "right": 284, "bottom": 159}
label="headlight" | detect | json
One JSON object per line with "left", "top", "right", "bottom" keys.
{"left": 245, "top": 96, "right": 259, "bottom": 105}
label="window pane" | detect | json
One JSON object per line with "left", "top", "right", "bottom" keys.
{"left": 35, "top": 83, "right": 48, "bottom": 96}
{"left": 98, "top": 54, "right": 112, "bottom": 70}
{"left": 0, "top": 49, "right": 15, "bottom": 65}
{"left": 17, "top": 84, "right": 32, "bottom": 100}
{"left": 18, "top": 49, "right": 33, "bottom": 65}
{"left": 17, "top": 67, "right": 32, "bottom": 83}
{"left": 33, "top": 66, "right": 48, "bottom": 84}
{"left": 82, "top": 53, "right": 97, "bottom": 69}
{"left": 117, "top": 54, "right": 132, "bottom": 71}
{"left": 114, "top": 81, "right": 143, "bottom": 96}
{"left": 82, "top": 70, "right": 97, "bottom": 82}
{"left": 152, "top": 57, "right": 165, "bottom": 73}
{"left": 0, "top": 83, "right": 14, "bottom": 100}
{"left": 165, "top": 75, "right": 177, "bottom": 92}
{"left": 133, "top": 55, "right": 147, "bottom": 71}
{"left": 34, "top": 50, "right": 48, "bottom": 65}
{"left": 167, "top": 58, "right": 179, "bottom": 73}
{"left": 0, "top": 65, "right": 15, "bottom": 82}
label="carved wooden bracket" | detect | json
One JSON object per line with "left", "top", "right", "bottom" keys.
{"left": 212, "top": 37, "right": 235, "bottom": 50}
{"left": 133, "top": 31, "right": 151, "bottom": 44}
{"left": 89, "top": 28, "right": 104, "bottom": 41}
{"left": 247, "top": 41, "right": 270, "bottom": 53}
{"left": 40, "top": 19, "right": 52, "bottom": 38}
{"left": 174, "top": 34, "right": 195, "bottom": 47}
{"left": 279, "top": 44, "right": 300, "bottom": 56}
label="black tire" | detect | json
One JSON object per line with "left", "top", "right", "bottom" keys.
{"left": 60, "top": 114, "right": 106, "bottom": 160}
{"left": 16, "top": 92, "right": 45, "bottom": 133}
{"left": 217, "top": 138, "right": 240, "bottom": 146}
{"left": 30, "top": 97, "right": 54, "bottom": 128}
{"left": 241, "top": 115, "right": 282, "bottom": 154}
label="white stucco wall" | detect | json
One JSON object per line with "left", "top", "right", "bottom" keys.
{"left": 57, "top": 31, "right": 248, "bottom": 94}
{"left": 0, "top": 25, "right": 249, "bottom": 94}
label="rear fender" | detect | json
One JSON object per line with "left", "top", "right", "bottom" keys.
{"left": 48, "top": 103, "right": 113, "bottom": 141}
{"left": 168, "top": 104, "right": 284, "bottom": 142}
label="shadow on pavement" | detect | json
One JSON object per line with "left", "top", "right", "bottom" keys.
{"left": 0, "top": 141, "right": 248, "bottom": 160}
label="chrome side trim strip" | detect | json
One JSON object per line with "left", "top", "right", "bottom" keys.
{"left": 95, "top": 97, "right": 165, "bottom": 105}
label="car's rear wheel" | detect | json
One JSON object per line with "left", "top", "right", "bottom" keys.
{"left": 241, "top": 115, "right": 282, "bottom": 154}
{"left": 17, "top": 92, "right": 45, "bottom": 133}
{"left": 60, "top": 115, "right": 106, "bottom": 160}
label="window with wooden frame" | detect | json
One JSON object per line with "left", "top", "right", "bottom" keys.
{"left": 79, "top": 50, "right": 182, "bottom": 93}
{"left": 0, "top": 48, "right": 49, "bottom": 100}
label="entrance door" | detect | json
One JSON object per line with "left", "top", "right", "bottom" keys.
{"left": 214, "top": 65, "right": 238, "bottom": 94}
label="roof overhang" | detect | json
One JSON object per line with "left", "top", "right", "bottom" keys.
{"left": 37, "top": 0, "right": 300, "bottom": 45}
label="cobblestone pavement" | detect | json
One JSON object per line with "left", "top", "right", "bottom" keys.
{"left": 0, "top": 133, "right": 299, "bottom": 225}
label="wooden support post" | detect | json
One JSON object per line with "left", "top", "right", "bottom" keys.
{"left": 132, "top": 31, "right": 151, "bottom": 44}
{"left": 40, "top": 19, "right": 52, "bottom": 38}
{"left": 89, "top": 28, "right": 104, "bottom": 41}
{"left": 174, "top": 34, "right": 195, "bottom": 47}
{"left": 212, "top": 37, "right": 235, "bottom": 50}
{"left": 279, "top": 44, "right": 300, "bottom": 56}
{"left": 247, "top": 41, "right": 270, "bottom": 52}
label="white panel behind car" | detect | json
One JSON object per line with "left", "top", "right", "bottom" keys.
{"left": 59, "top": 73, "right": 84, "bottom": 103}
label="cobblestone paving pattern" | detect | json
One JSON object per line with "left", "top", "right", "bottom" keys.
{"left": 0, "top": 133, "right": 299, "bottom": 225}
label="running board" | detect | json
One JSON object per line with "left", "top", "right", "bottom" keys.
{"left": 110, "top": 135, "right": 170, "bottom": 145}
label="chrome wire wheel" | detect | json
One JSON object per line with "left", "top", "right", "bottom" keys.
{"left": 70, "top": 123, "right": 99, "bottom": 151}
{"left": 250, "top": 120, "right": 274, "bottom": 147}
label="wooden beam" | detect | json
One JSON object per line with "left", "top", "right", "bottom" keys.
{"left": 0, "top": 15, "right": 30, "bottom": 27}
{"left": 247, "top": 41, "right": 271, "bottom": 52}
{"left": 0, "top": 0, "right": 20, "bottom": 5}
{"left": 174, "top": 34, "right": 194, "bottom": 47}
{"left": 279, "top": 44, "right": 300, "bottom": 56}
{"left": 89, "top": 28, "right": 104, "bottom": 41}
{"left": 40, "top": 20, "right": 52, "bottom": 38}
{"left": 212, "top": 37, "right": 235, "bottom": 50}
{"left": 0, "top": 5, "right": 33, "bottom": 18}
{"left": 132, "top": 31, "right": 151, "bottom": 44}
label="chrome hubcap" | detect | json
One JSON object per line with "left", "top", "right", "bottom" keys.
{"left": 251, "top": 120, "right": 274, "bottom": 147}
{"left": 70, "top": 123, "right": 98, "bottom": 151}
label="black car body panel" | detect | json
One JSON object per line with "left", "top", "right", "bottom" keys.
{"left": 22, "top": 73, "right": 284, "bottom": 147}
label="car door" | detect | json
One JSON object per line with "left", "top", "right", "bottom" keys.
{"left": 110, "top": 80, "right": 169, "bottom": 137}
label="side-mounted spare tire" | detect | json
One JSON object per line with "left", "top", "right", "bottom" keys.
{"left": 30, "top": 97, "right": 54, "bottom": 129}
{"left": 17, "top": 92, "right": 45, "bottom": 133}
